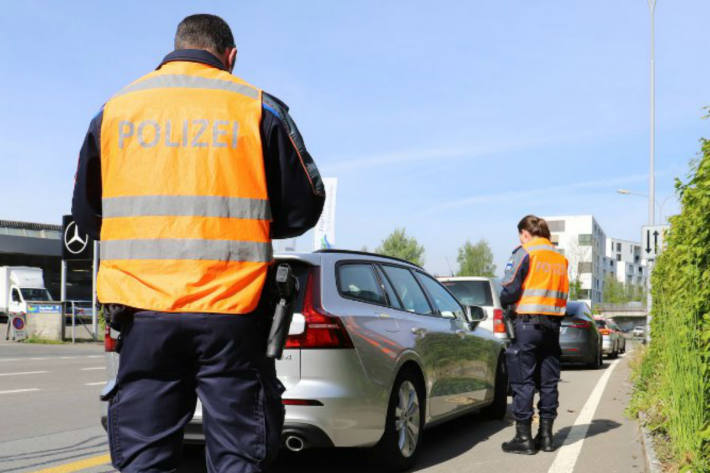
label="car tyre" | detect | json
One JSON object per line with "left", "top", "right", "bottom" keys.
{"left": 587, "top": 346, "right": 602, "bottom": 369}
{"left": 610, "top": 345, "right": 618, "bottom": 359}
{"left": 481, "top": 355, "right": 508, "bottom": 419}
{"left": 375, "top": 368, "right": 425, "bottom": 471}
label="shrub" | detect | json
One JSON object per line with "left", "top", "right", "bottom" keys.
{"left": 631, "top": 136, "right": 710, "bottom": 472}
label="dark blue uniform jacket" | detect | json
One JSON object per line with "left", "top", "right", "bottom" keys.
{"left": 72, "top": 49, "right": 325, "bottom": 240}
{"left": 500, "top": 245, "right": 530, "bottom": 307}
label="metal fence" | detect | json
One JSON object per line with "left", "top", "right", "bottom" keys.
{"left": 63, "top": 300, "right": 98, "bottom": 342}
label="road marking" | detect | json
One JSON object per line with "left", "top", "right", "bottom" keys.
{"left": 0, "top": 355, "right": 103, "bottom": 362}
{"left": 24, "top": 453, "right": 111, "bottom": 473}
{"left": 84, "top": 381, "right": 106, "bottom": 386}
{"left": 80, "top": 367, "right": 105, "bottom": 371}
{"left": 0, "top": 388, "right": 40, "bottom": 395}
{"left": 547, "top": 358, "right": 622, "bottom": 473}
{"left": 0, "top": 370, "right": 48, "bottom": 376}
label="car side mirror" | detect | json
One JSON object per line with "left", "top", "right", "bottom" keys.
{"left": 466, "top": 305, "right": 486, "bottom": 322}
{"left": 465, "top": 305, "right": 487, "bottom": 326}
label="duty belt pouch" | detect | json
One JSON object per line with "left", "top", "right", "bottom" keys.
{"left": 103, "top": 304, "right": 135, "bottom": 331}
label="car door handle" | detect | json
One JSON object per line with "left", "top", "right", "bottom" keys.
{"left": 411, "top": 327, "right": 427, "bottom": 336}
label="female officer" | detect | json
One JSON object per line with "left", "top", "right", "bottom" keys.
{"left": 499, "top": 215, "right": 569, "bottom": 454}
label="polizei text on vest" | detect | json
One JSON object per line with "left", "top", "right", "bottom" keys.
{"left": 118, "top": 119, "right": 240, "bottom": 149}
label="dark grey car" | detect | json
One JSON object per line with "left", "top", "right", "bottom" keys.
{"left": 559, "top": 301, "right": 603, "bottom": 369}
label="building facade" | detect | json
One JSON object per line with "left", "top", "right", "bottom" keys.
{"left": 543, "top": 215, "right": 648, "bottom": 307}
{"left": 543, "top": 215, "right": 608, "bottom": 306}
{"left": 605, "top": 238, "right": 647, "bottom": 288}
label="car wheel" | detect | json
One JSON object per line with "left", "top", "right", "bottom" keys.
{"left": 375, "top": 368, "right": 425, "bottom": 471}
{"left": 587, "top": 346, "right": 602, "bottom": 369}
{"left": 610, "top": 345, "right": 618, "bottom": 359}
{"left": 482, "top": 355, "right": 508, "bottom": 419}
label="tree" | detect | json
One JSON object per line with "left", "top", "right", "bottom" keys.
{"left": 569, "top": 279, "right": 583, "bottom": 300}
{"left": 603, "top": 274, "right": 627, "bottom": 304}
{"left": 375, "top": 228, "right": 425, "bottom": 266}
{"left": 456, "top": 239, "right": 496, "bottom": 277}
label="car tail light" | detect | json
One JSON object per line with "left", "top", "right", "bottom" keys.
{"left": 104, "top": 325, "right": 117, "bottom": 352}
{"left": 493, "top": 308, "right": 506, "bottom": 334}
{"left": 599, "top": 328, "right": 611, "bottom": 335}
{"left": 570, "top": 320, "right": 591, "bottom": 329}
{"left": 282, "top": 399, "right": 324, "bottom": 406}
{"left": 285, "top": 269, "right": 353, "bottom": 349}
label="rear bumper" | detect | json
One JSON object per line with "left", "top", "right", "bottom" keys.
{"left": 601, "top": 336, "right": 615, "bottom": 354}
{"left": 101, "top": 416, "right": 335, "bottom": 449}
{"left": 560, "top": 345, "right": 596, "bottom": 364}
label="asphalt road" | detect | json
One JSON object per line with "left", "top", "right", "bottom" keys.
{"left": 0, "top": 338, "right": 646, "bottom": 473}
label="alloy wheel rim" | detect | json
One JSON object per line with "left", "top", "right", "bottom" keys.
{"left": 394, "top": 380, "right": 420, "bottom": 458}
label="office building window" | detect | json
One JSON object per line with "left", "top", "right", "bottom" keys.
{"left": 616, "top": 242, "right": 621, "bottom": 251}
{"left": 547, "top": 220, "right": 565, "bottom": 232}
{"left": 579, "top": 234, "right": 592, "bottom": 245}
{"left": 616, "top": 254, "right": 621, "bottom": 262}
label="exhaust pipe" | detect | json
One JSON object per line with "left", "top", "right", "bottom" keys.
{"left": 284, "top": 435, "right": 305, "bottom": 452}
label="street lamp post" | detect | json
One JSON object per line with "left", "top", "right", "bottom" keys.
{"left": 648, "top": 0, "right": 656, "bottom": 226}
{"left": 616, "top": 189, "right": 672, "bottom": 224}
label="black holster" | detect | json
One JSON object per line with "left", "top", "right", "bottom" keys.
{"left": 103, "top": 303, "right": 135, "bottom": 331}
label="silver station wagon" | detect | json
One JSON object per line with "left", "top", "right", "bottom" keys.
{"left": 103, "top": 250, "right": 507, "bottom": 470}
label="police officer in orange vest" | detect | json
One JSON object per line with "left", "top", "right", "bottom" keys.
{"left": 72, "top": 14, "right": 324, "bottom": 473}
{"left": 500, "top": 215, "right": 569, "bottom": 455}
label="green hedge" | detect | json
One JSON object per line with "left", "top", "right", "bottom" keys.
{"left": 631, "top": 137, "right": 710, "bottom": 472}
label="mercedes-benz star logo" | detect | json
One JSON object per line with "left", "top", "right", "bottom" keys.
{"left": 64, "top": 221, "right": 89, "bottom": 255}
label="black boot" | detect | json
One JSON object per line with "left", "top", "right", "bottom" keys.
{"left": 535, "top": 418, "right": 555, "bottom": 452}
{"left": 501, "top": 420, "right": 536, "bottom": 455}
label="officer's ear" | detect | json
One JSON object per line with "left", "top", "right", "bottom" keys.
{"left": 225, "top": 47, "right": 237, "bottom": 72}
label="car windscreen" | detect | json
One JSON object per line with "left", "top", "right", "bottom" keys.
{"left": 20, "top": 288, "right": 51, "bottom": 301}
{"left": 440, "top": 280, "right": 493, "bottom": 306}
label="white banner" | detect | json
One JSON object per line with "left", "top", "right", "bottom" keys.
{"left": 314, "top": 178, "right": 337, "bottom": 250}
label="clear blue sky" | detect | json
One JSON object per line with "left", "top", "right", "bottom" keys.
{"left": 1, "top": 1, "right": 708, "bottom": 275}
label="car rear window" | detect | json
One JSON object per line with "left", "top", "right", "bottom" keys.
{"left": 440, "top": 280, "right": 493, "bottom": 306}
{"left": 596, "top": 319, "right": 607, "bottom": 328}
{"left": 337, "top": 263, "right": 387, "bottom": 305}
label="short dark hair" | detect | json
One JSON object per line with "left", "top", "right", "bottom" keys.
{"left": 517, "top": 215, "right": 551, "bottom": 239}
{"left": 174, "top": 14, "right": 235, "bottom": 54}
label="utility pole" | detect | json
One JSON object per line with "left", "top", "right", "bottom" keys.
{"left": 646, "top": 0, "right": 657, "bottom": 343}
{"left": 648, "top": 0, "right": 656, "bottom": 226}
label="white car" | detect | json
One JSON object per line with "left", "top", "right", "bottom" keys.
{"left": 437, "top": 277, "right": 511, "bottom": 345}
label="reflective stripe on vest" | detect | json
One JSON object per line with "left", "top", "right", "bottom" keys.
{"left": 515, "top": 237, "right": 569, "bottom": 316}
{"left": 102, "top": 196, "right": 271, "bottom": 220}
{"left": 100, "top": 239, "right": 273, "bottom": 263}
{"left": 97, "top": 61, "right": 270, "bottom": 314}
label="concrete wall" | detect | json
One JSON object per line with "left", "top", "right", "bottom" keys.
{"left": 27, "top": 312, "right": 63, "bottom": 341}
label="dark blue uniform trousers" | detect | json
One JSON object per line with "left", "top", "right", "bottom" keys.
{"left": 505, "top": 316, "right": 561, "bottom": 422}
{"left": 106, "top": 311, "right": 285, "bottom": 473}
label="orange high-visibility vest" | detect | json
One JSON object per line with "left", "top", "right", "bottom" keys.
{"left": 515, "top": 237, "right": 569, "bottom": 316}
{"left": 97, "top": 61, "right": 272, "bottom": 314}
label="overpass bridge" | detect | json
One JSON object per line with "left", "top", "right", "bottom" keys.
{"left": 594, "top": 303, "right": 648, "bottom": 331}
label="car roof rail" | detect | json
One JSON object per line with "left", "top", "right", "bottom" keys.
{"left": 314, "top": 248, "right": 424, "bottom": 269}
